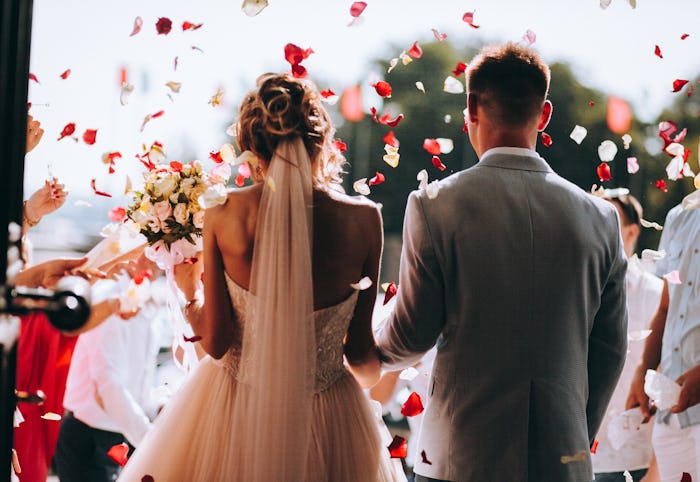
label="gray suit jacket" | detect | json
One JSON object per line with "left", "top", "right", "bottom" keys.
{"left": 377, "top": 151, "right": 628, "bottom": 482}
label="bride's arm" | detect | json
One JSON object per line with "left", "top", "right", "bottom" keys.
{"left": 344, "top": 204, "right": 383, "bottom": 389}
{"left": 178, "top": 207, "right": 237, "bottom": 359}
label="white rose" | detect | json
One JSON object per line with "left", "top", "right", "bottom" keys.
{"left": 154, "top": 174, "right": 178, "bottom": 198}
{"left": 169, "top": 192, "right": 180, "bottom": 204}
{"left": 153, "top": 200, "right": 173, "bottom": 222}
{"left": 198, "top": 184, "right": 228, "bottom": 209}
{"left": 180, "top": 177, "right": 196, "bottom": 194}
{"left": 193, "top": 210, "right": 205, "bottom": 229}
{"left": 174, "top": 203, "right": 189, "bottom": 225}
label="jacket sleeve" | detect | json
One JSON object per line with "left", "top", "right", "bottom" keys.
{"left": 586, "top": 214, "right": 628, "bottom": 445}
{"left": 376, "top": 190, "right": 446, "bottom": 371}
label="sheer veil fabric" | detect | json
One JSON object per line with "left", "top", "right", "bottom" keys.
{"left": 235, "top": 138, "right": 315, "bottom": 480}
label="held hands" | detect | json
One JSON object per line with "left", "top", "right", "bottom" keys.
{"left": 626, "top": 365, "right": 656, "bottom": 422}
{"left": 671, "top": 364, "right": 700, "bottom": 413}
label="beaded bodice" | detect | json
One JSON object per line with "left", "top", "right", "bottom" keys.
{"left": 214, "top": 273, "right": 359, "bottom": 392}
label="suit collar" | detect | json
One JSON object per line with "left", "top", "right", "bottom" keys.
{"left": 478, "top": 147, "right": 553, "bottom": 173}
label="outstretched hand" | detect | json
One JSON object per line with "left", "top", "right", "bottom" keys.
{"left": 173, "top": 255, "right": 204, "bottom": 300}
{"left": 626, "top": 366, "right": 655, "bottom": 422}
{"left": 671, "top": 365, "right": 700, "bottom": 413}
{"left": 26, "top": 114, "right": 44, "bottom": 153}
{"left": 26, "top": 178, "right": 67, "bottom": 219}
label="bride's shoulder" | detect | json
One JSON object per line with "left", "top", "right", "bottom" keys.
{"left": 321, "top": 188, "right": 379, "bottom": 213}
{"left": 206, "top": 184, "right": 262, "bottom": 219}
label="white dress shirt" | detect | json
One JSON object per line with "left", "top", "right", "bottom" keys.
{"left": 63, "top": 280, "right": 163, "bottom": 446}
{"left": 591, "top": 255, "right": 663, "bottom": 473}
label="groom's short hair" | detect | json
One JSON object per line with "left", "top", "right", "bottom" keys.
{"left": 467, "top": 43, "right": 550, "bottom": 128}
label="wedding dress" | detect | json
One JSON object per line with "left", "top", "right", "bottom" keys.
{"left": 118, "top": 139, "right": 406, "bottom": 482}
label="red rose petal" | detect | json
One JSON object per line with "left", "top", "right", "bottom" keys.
{"left": 383, "top": 131, "right": 399, "bottom": 148}
{"left": 82, "top": 129, "right": 98, "bottom": 145}
{"left": 423, "top": 138, "right": 441, "bottom": 155}
{"left": 333, "top": 140, "right": 347, "bottom": 153}
{"left": 681, "top": 33, "right": 690, "bottom": 40}
{"left": 107, "top": 443, "right": 129, "bottom": 466}
{"left": 432, "top": 28, "right": 447, "bottom": 42}
{"left": 672, "top": 79, "right": 689, "bottom": 93}
{"left": 400, "top": 391, "right": 425, "bottom": 417}
{"left": 235, "top": 174, "right": 246, "bottom": 187}
{"left": 182, "top": 21, "right": 203, "bottom": 31}
{"left": 590, "top": 439, "right": 599, "bottom": 454}
{"left": 141, "top": 476, "right": 155, "bottom": 482}
{"left": 350, "top": 1, "right": 367, "bottom": 17}
{"left": 372, "top": 81, "right": 392, "bottom": 98}
{"left": 596, "top": 163, "right": 611, "bottom": 182}
{"left": 452, "top": 62, "right": 467, "bottom": 77}
{"left": 421, "top": 450, "right": 432, "bottom": 465}
{"left": 432, "top": 156, "right": 446, "bottom": 171}
{"left": 291, "top": 64, "right": 307, "bottom": 79}
{"left": 57, "top": 122, "right": 76, "bottom": 141}
{"left": 169, "top": 161, "right": 183, "bottom": 172}
{"left": 183, "top": 334, "right": 202, "bottom": 343}
{"left": 681, "top": 473, "right": 692, "bottom": 482}
{"left": 91, "top": 179, "right": 112, "bottom": 198}
{"left": 462, "top": 11, "right": 480, "bottom": 28}
{"left": 588, "top": 101, "right": 595, "bottom": 107}
{"left": 321, "top": 89, "right": 336, "bottom": 98}
{"left": 369, "top": 171, "right": 385, "bottom": 186}
{"left": 408, "top": 41, "right": 423, "bottom": 59}
{"left": 155, "top": 17, "right": 172, "bottom": 35}
{"left": 541, "top": 132, "right": 553, "bottom": 147}
{"left": 209, "top": 151, "right": 224, "bottom": 163}
{"left": 129, "top": 16, "right": 143, "bottom": 37}
{"left": 387, "top": 435, "right": 407, "bottom": 459}
{"left": 284, "top": 43, "right": 314, "bottom": 66}
{"left": 655, "top": 179, "right": 668, "bottom": 192}
{"left": 654, "top": 45, "right": 663, "bottom": 59}
{"left": 108, "top": 206, "right": 126, "bottom": 223}
{"left": 383, "top": 113, "right": 403, "bottom": 127}
{"left": 29, "top": 72, "right": 39, "bottom": 84}
{"left": 383, "top": 282, "right": 397, "bottom": 305}
{"left": 151, "top": 110, "right": 165, "bottom": 119}
{"left": 59, "top": 69, "right": 71, "bottom": 80}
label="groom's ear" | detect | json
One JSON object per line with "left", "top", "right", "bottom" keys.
{"left": 537, "top": 100, "right": 553, "bottom": 132}
{"left": 466, "top": 93, "right": 478, "bottom": 123}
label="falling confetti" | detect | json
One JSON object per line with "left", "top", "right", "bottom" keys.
{"left": 29, "top": 72, "right": 39, "bottom": 84}
{"left": 432, "top": 156, "right": 446, "bottom": 171}
{"left": 350, "top": 1, "right": 367, "bottom": 17}
{"left": 383, "top": 144, "right": 400, "bottom": 167}
{"left": 182, "top": 21, "right": 203, "bottom": 31}
{"left": 91, "top": 179, "right": 112, "bottom": 197}
{"left": 452, "top": 62, "right": 467, "bottom": 77}
{"left": 655, "top": 179, "right": 668, "bottom": 192}
{"left": 423, "top": 139, "right": 441, "bottom": 156}
{"left": 622, "top": 134, "right": 632, "bottom": 149}
{"left": 165, "top": 81, "right": 182, "bottom": 93}
{"left": 209, "top": 87, "right": 224, "bottom": 106}
{"left": 408, "top": 41, "right": 423, "bottom": 59}
{"left": 140, "top": 110, "right": 165, "bottom": 132}
{"left": 40, "top": 412, "right": 61, "bottom": 421}
{"left": 383, "top": 131, "right": 399, "bottom": 148}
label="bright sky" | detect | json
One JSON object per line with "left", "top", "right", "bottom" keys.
{"left": 25, "top": 0, "right": 700, "bottom": 199}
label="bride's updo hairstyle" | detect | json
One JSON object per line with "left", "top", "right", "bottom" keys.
{"left": 237, "top": 72, "right": 346, "bottom": 188}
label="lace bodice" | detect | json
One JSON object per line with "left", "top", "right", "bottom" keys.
{"left": 214, "top": 274, "right": 359, "bottom": 392}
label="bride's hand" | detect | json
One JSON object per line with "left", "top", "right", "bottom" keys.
{"left": 174, "top": 255, "right": 203, "bottom": 299}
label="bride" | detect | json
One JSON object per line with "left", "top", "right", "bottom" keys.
{"left": 117, "top": 72, "right": 406, "bottom": 481}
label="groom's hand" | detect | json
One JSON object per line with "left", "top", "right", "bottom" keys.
{"left": 671, "top": 364, "right": 700, "bottom": 413}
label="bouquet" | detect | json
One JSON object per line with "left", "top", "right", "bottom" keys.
{"left": 125, "top": 154, "right": 228, "bottom": 267}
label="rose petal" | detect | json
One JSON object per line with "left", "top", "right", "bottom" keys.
{"left": 383, "top": 282, "right": 397, "bottom": 305}
{"left": 129, "top": 16, "right": 143, "bottom": 36}
{"left": 570, "top": 125, "right": 587, "bottom": 145}
{"left": 372, "top": 81, "right": 392, "bottom": 98}
{"left": 109, "top": 206, "right": 126, "bottom": 223}
{"left": 400, "top": 391, "right": 425, "bottom": 417}
{"left": 60, "top": 69, "right": 71, "bottom": 80}
{"left": 421, "top": 450, "right": 433, "bottom": 465}
{"left": 422, "top": 139, "right": 441, "bottom": 155}
{"left": 672, "top": 79, "right": 689, "bottom": 93}
{"left": 640, "top": 218, "right": 663, "bottom": 230}
{"left": 591, "top": 439, "right": 599, "bottom": 454}
{"left": 165, "top": 81, "right": 182, "bottom": 93}
{"left": 655, "top": 179, "right": 668, "bottom": 192}
{"left": 388, "top": 435, "right": 408, "bottom": 458}
{"left": 431, "top": 28, "right": 447, "bottom": 42}
{"left": 383, "top": 131, "right": 399, "bottom": 148}
{"left": 108, "top": 443, "right": 129, "bottom": 466}
{"left": 183, "top": 334, "right": 202, "bottom": 343}
{"left": 654, "top": 45, "right": 663, "bottom": 59}
{"left": 452, "top": 62, "right": 467, "bottom": 77}
{"left": 29, "top": 72, "right": 39, "bottom": 84}
{"left": 353, "top": 178, "right": 370, "bottom": 195}
{"left": 90, "top": 179, "right": 112, "bottom": 198}
{"left": 57, "top": 122, "right": 76, "bottom": 141}
{"left": 408, "top": 41, "right": 423, "bottom": 59}
{"left": 141, "top": 476, "right": 155, "bottom": 482}
{"left": 350, "top": 276, "right": 372, "bottom": 290}
{"left": 666, "top": 155, "right": 684, "bottom": 180}
{"left": 443, "top": 76, "right": 464, "bottom": 94}
{"left": 598, "top": 140, "right": 618, "bottom": 162}
{"left": 120, "top": 82, "right": 134, "bottom": 106}
{"left": 333, "top": 140, "right": 347, "bottom": 153}
{"left": 415, "top": 81, "right": 425, "bottom": 93}
{"left": 369, "top": 171, "right": 385, "bottom": 186}
{"left": 597, "top": 163, "right": 612, "bottom": 182}
{"left": 600, "top": 0, "right": 612, "bottom": 9}
{"left": 155, "top": 17, "right": 172, "bottom": 35}
{"left": 399, "top": 366, "right": 418, "bottom": 381}
{"left": 350, "top": 1, "right": 367, "bottom": 17}
{"left": 663, "top": 270, "right": 682, "bottom": 284}
{"left": 462, "top": 11, "right": 480, "bottom": 28}
{"left": 209, "top": 87, "right": 224, "bottom": 107}
{"left": 141, "top": 110, "right": 165, "bottom": 132}
{"left": 82, "top": 129, "right": 97, "bottom": 145}
{"left": 241, "top": 0, "right": 268, "bottom": 17}
{"left": 541, "top": 132, "right": 552, "bottom": 147}
{"left": 40, "top": 412, "right": 61, "bottom": 421}
{"left": 627, "top": 157, "right": 639, "bottom": 174}
{"left": 622, "top": 134, "right": 632, "bottom": 149}
{"left": 522, "top": 29, "right": 536, "bottom": 46}
{"left": 432, "top": 156, "right": 446, "bottom": 171}
{"left": 383, "top": 145, "right": 400, "bottom": 168}
{"left": 681, "top": 34, "right": 690, "bottom": 40}
{"left": 681, "top": 473, "right": 692, "bottom": 482}
{"left": 182, "top": 21, "right": 203, "bottom": 31}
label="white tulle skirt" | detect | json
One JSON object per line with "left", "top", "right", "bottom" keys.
{"left": 118, "top": 356, "right": 406, "bottom": 482}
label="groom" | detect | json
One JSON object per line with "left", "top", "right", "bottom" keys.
{"left": 377, "top": 43, "right": 628, "bottom": 482}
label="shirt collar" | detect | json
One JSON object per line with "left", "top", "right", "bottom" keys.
{"left": 480, "top": 146, "right": 542, "bottom": 161}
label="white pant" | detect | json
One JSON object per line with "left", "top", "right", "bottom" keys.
{"left": 652, "top": 414, "right": 700, "bottom": 482}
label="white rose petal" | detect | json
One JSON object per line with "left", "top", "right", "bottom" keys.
{"left": 640, "top": 219, "right": 663, "bottom": 230}
{"left": 399, "top": 367, "right": 420, "bottom": 381}
{"left": 387, "top": 58, "right": 399, "bottom": 74}
{"left": 40, "top": 412, "right": 62, "bottom": 421}
{"left": 443, "top": 76, "right": 465, "bottom": 94}
{"left": 415, "top": 81, "right": 426, "bottom": 93}
{"left": 444, "top": 114, "right": 452, "bottom": 123}
{"left": 569, "top": 125, "right": 587, "bottom": 145}
{"left": 436, "top": 138, "right": 454, "bottom": 154}
{"left": 235, "top": 150, "right": 258, "bottom": 166}
{"left": 622, "top": 134, "right": 632, "bottom": 149}
{"left": 665, "top": 142, "right": 685, "bottom": 157}
{"left": 598, "top": 140, "right": 618, "bottom": 162}
{"left": 666, "top": 156, "right": 684, "bottom": 180}
{"left": 120, "top": 82, "right": 134, "bottom": 106}
{"left": 353, "top": 178, "right": 370, "bottom": 195}
{"left": 627, "top": 157, "right": 639, "bottom": 174}
{"left": 241, "top": 0, "right": 269, "bottom": 17}
{"left": 220, "top": 143, "right": 237, "bottom": 163}
{"left": 350, "top": 276, "right": 373, "bottom": 291}
{"left": 198, "top": 184, "right": 228, "bottom": 209}
{"left": 174, "top": 203, "right": 189, "bottom": 225}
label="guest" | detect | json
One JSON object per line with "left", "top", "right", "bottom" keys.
{"left": 626, "top": 196, "right": 700, "bottom": 482}
{"left": 592, "top": 192, "right": 661, "bottom": 482}
{"left": 377, "top": 42, "right": 628, "bottom": 481}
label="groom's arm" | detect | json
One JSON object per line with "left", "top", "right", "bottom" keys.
{"left": 377, "top": 191, "right": 445, "bottom": 371}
